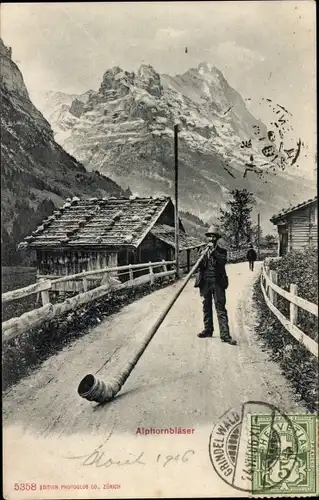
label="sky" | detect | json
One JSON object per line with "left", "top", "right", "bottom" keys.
{"left": 1, "top": 1, "right": 317, "bottom": 178}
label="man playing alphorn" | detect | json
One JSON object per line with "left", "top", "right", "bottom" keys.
{"left": 195, "top": 225, "right": 237, "bottom": 345}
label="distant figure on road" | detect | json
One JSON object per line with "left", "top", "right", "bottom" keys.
{"left": 247, "top": 243, "right": 257, "bottom": 271}
{"left": 195, "top": 225, "right": 237, "bottom": 345}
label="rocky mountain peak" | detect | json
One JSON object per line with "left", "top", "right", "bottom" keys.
{"left": 81, "top": 89, "right": 96, "bottom": 101}
{"left": 137, "top": 64, "right": 163, "bottom": 98}
{"left": 0, "top": 38, "right": 30, "bottom": 101}
{"left": 0, "top": 38, "right": 12, "bottom": 58}
{"left": 35, "top": 62, "right": 314, "bottom": 233}
{"left": 181, "top": 62, "right": 224, "bottom": 83}
{"left": 99, "top": 66, "right": 135, "bottom": 98}
{"left": 198, "top": 61, "right": 220, "bottom": 75}
{"left": 69, "top": 98, "right": 85, "bottom": 118}
{"left": 0, "top": 38, "right": 53, "bottom": 138}
{"left": 197, "top": 62, "right": 227, "bottom": 89}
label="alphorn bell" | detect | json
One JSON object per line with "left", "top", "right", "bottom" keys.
{"left": 77, "top": 245, "right": 210, "bottom": 404}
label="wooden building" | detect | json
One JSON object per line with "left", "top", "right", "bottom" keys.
{"left": 18, "top": 196, "right": 205, "bottom": 290}
{"left": 270, "top": 197, "right": 317, "bottom": 256}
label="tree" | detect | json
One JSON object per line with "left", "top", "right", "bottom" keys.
{"left": 250, "top": 223, "right": 263, "bottom": 245}
{"left": 264, "top": 234, "right": 277, "bottom": 247}
{"left": 123, "top": 186, "right": 133, "bottom": 198}
{"left": 218, "top": 189, "right": 255, "bottom": 248}
{"left": 2, "top": 198, "right": 57, "bottom": 266}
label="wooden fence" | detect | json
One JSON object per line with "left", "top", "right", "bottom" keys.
{"left": 2, "top": 260, "right": 176, "bottom": 344}
{"left": 260, "top": 262, "right": 318, "bottom": 357}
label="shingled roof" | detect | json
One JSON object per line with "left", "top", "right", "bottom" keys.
{"left": 151, "top": 224, "right": 205, "bottom": 250}
{"left": 19, "top": 196, "right": 176, "bottom": 250}
{"left": 270, "top": 196, "right": 317, "bottom": 223}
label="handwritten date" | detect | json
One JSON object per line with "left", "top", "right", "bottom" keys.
{"left": 66, "top": 447, "right": 195, "bottom": 469}
{"left": 64, "top": 429, "right": 195, "bottom": 469}
{"left": 156, "top": 450, "right": 195, "bottom": 467}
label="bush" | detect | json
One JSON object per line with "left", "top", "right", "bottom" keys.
{"left": 253, "top": 247, "right": 318, "bottom": 411}
{"left": 268, "top": 247, "right": 318, "bottom": 303}
{"left": 267, "top": 248, "right": 318, "bottom": 342}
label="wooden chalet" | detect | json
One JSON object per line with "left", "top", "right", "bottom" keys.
{"left": 19, "top": 196, "right": 205, "bottom": 290}
{"left": 270, "top": 196, "right": 317, "bottom": 256}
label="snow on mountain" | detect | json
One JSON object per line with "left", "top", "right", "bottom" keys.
{"left": 36, "top": 62, "right": 315, "bottom": 231}
{"left": 35, "top": 89, "right": 96, "bottom": 145}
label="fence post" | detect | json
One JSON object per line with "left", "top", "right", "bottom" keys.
{"left": 264, "top": 260, "right": 269, "bottom": 276}
{"left": 261, "top": 267, "right": 265, "bottom": 293}
{"left": 269, "top": 271, "right": 278, "bottom": 307}
{"left": 162, "top": 259, "right": 168, "bottom": 273}
{"left": 82, "top": 277, "right": 88, "bottom": 292}
{"left": 128, "top": 264, "right": 133, "bottom": 283}
{"left": 149, "top": 261, "right": 154, "bottom": 284}
{"left": 101, "top": 272, "right": 111, "bottom": 287}
{"left": 186, "top": 249, "right": 191, "bottom": 272}
{"left": 40, "top": 279, "right": 51, "bottom": 305}
{"left": 263, "top": 262, "right": 269, "bottom": 295}
{"left": 290, "top": 284, "right": 298, "bottom": 325}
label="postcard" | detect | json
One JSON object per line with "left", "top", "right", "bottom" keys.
{"left": 2, "top": 1, "right": 317, "bottom": 498}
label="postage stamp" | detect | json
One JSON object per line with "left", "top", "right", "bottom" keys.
{"left": 209, "top": 402, "right": 318, "bottom": 496}
{"left": 251, "top": 414, "right": 317, "bottom": 495}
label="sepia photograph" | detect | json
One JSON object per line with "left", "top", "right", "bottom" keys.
{"left": 1, "top": 1, "right": 318, "bottom": 498}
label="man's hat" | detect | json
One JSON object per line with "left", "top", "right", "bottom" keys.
{"left": 205, "top": 225, "right": 221, "bottom": 237}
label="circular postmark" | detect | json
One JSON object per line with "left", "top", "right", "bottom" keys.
{"left": 208, "top": 401, "right": 300, "bottom": 493}
{"left": 225, "top": 98, "right": 308, "bottom": 182}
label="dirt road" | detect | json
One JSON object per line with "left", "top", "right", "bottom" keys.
{"left": 3, "top": 262, "right": 304, "bottom": 499}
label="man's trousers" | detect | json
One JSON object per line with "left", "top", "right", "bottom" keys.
{"left": 202, "top": 283, "right": 230, "bottom": 339}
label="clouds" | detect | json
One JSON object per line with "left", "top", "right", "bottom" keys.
{"left": 215, "top": 41, "right": 265, "bottom": 69}
{"left": 1, "top": 1, "right": 316, "bottom": 166}
{"left": 153, "top": 28, "right": 188, "bottom": 50}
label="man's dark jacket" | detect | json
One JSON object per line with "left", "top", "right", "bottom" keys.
{"left": 195, "top": 245, "right": 229, "bottom": 296}
{"left": 247, "top": 248, "right": 257, "bottom": 261}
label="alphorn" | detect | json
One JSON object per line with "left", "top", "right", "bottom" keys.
{"left": 77, "top": 245, "right": 211, "bottom": 404}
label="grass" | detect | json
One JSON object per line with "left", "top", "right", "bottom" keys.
{"left": 1, "top": 266, "right": 37, "bottom": 292}
{"left": 1, "top": 267, "right": 39, "bottom": 322}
